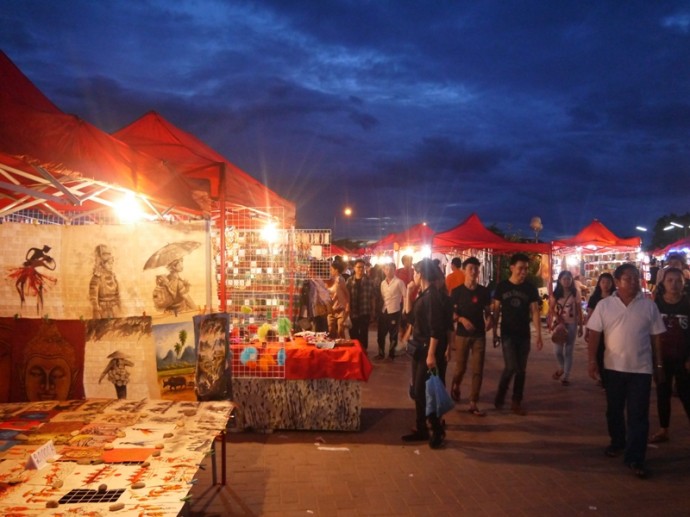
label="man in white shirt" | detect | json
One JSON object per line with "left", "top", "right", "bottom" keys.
{"left": 587, "top": 264, "right": 666, "bottom": 479}
{"left": 376, "top": 262, "right": 406, "bottom": 360}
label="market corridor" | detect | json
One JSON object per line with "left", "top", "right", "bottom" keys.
{"left": 190, "top": 329, "right": 690, "bottom": 516}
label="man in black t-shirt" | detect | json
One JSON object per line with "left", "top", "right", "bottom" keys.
{"left": 491, "top": 253, "right": 543, "bottom": 415}
{"left": 450, "top": 257, "right": 492, "bottom": 415}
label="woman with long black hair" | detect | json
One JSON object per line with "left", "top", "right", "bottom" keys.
{"left": 402, "top": 258, "right": 448, "bottom": 449}
{"left": 548, "top": 271, "right": 583, "bottom": 386}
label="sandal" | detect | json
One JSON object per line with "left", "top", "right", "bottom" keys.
{"left": 450, "top": 381, "right": 461, "bottom": 402}
{"left": 552, "top": 370, "right": 563, "bottom": 380}
{"left": 648, "top": 430, "right": 669, "bottom": 444}
{"left": 468, "top": 406, "right": 486, "bottom": 417}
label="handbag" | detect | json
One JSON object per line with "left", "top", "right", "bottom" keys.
{"left": 551, "top": 321, "right": 568, "bottom": 345}
{"left": 551, "top": 294, "right": 572, "bottom": 345}
{"left": 425, "top": 370, "right": 455, "bottom": 417}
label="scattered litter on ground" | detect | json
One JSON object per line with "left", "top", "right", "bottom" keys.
{"left": 315, "top": 436, "right": 326, "bottom": 444}
{"left": 414, "top": 449, "right": 420, "bottom": 455}
{"left": 589, "top": 506, "right": 597, "bottom": 511}
{"left": 316, "top": 446, "right": 350, "bottom": 452}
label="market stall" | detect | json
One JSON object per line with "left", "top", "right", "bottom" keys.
{"left": 551, "top": 219, "right": 643, "bottom": 295}
{"left": 0, "top": 53, "right": 371, "bottom": 437}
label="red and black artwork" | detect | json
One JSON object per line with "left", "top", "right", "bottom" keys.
{"left": 7, "top": 244, "right": 57, "bottom": 314}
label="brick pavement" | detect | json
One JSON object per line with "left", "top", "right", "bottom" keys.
{"left": 189, "top": 330, "right": 690, "bottom": 516}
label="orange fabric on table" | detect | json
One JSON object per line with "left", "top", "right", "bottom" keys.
{"left": 231, "top": 338, "right": 372, "bottom": 381}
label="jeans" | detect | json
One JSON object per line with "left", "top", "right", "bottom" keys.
{"left": 654, "top": 358, "right": 690, "bottom": 429}
{"left": 377, "top": 310, "right": 400, "bottom": 357}
{"left": 605, "top": 369, "right": 651, "bottom": 465}
{"left": 497, "top": 335, "right": 531, "bottom": 403}
{"left": 553, "top": 322, "right": 577, "bottom": 380}
{"left": 350, "top": 314, "right": 370, "bottom": 350}
{"left": 453, "top": 335, "right": 486, "bottom": 403}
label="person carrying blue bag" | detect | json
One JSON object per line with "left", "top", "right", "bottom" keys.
{"left": 426, "top": 368, "right": 455, "bottom": 421}
{"left": 402, "top": 258, "right": 449, "bottom": 449}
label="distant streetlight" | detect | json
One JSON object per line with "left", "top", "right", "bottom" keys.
{"left": 530, "top": 216, "right": 543, "bottom": 243}
{"left": 669, "top": 221, "right": 688, "bottom": 237}
{"left": 343, "top": 207, "right": 352, "bottom": 217}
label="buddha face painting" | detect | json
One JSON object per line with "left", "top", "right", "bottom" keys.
{"left": 21, "top": 321, "right": 79, "bottom": 402}
{"left": 24, "top": 354, "right": 72, "bottom": 401}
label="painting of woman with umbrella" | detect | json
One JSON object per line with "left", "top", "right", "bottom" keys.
{"left": 145, "top": 241, "right": 200, "bottom": 316}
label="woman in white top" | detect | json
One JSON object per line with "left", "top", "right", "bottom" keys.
{"left": 548, "top": 271, "right": 583, "bottom": 385}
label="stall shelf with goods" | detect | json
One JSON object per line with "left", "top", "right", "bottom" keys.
{"left": 551, "top": 219, "right": 643, "bottom": 295}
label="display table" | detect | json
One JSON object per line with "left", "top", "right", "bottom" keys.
{"left": 231, "top": 338, "right": 372, "bottom": 431}
{"left": 0, "top": 398, "right": 234, "bottom": 515}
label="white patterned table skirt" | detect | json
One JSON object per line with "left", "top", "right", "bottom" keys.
{"left": 232, "top": 378, "right": 361, "bottom": 431}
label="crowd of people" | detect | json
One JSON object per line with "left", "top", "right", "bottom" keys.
{"left": 296, "top": 250, "right": 690, "bottom": 477}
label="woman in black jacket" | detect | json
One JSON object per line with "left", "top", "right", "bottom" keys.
{"left": 402, "top": 258, "right": 448, "bottom": 448}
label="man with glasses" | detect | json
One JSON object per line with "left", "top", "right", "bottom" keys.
{"left": 587, "top": 264, "right": 666, "bottom": 479}
{"left": 347, "top": 259, "right": 375, "bottom": 352}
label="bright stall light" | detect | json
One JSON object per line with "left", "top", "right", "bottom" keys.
{"left": 404, "top": 247, "right": 414, "bottom": 257}
{"left": 635, "top": 226, "right": 647, "bottom": 232}
{"left": 566, "top": 254, "right": 580, "bottom": 267}
{"left": 421, "top": 245, "right": 431, "bottom": 257}
{"left": 261, "top": 222, "right": 278, "bottom": 243}
{"left": 115, "top": 192, "right": 144, "bottom": 223}
{"left": 663, "top": 225, "right": 675, "bottom": 231}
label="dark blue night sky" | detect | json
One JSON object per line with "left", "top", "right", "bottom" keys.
{"left": 2, "top": 1, "right": 689, "bottom": 242}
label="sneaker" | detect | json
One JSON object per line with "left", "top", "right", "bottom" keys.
{"left": 374, "top": 354, "right": 385, "bottom": 361}
{"left": 494, "top": 393, "right": 505, "bottom": 409}
{"left": 402, "top": 430, "right": 429, "bottom": 442}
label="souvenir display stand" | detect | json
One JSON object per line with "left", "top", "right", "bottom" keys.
{"left": 0, "top": 398, "right": 235, "bottom": 515}
{"left": 552, "top": 220, "right": 642, "bottom": 295}
{"left": 230, "top": 337, "right": 372, "bottom": 431}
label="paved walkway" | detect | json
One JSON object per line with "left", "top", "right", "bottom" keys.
{"left": 190, "top": 330, "right": 690, "bottom": 516}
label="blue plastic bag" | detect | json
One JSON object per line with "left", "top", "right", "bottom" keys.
{"left": 425, "top": 372, "right": 455, "bottom": 417}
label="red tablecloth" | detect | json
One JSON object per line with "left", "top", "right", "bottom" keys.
{"left": 231, "top": 338, "right": 372, "bottom": 381}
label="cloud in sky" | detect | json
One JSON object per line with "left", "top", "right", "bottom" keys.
{"left": 2, "top": 0, "right": 690, "bottom": 241}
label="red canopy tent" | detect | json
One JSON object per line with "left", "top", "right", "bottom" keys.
{"left": 0, "top": 52, "right": 205, "bottom": 220}
{"left": 371, "top": 223, "right": 435, "bottom": 253}
{"left": 113, "top": 111, "right": 295, "bottom": 224}
{"left": 653, "top": 235, "right": 690, "bottom": 258}
{"left": 432, "top": 213, "right": 551, "bottom": 254}
{"left": 0, "top": 51, "right": 61, "bottom": 114}
{"left": 552, "top": 219, "right": 640, "bottom": 254}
